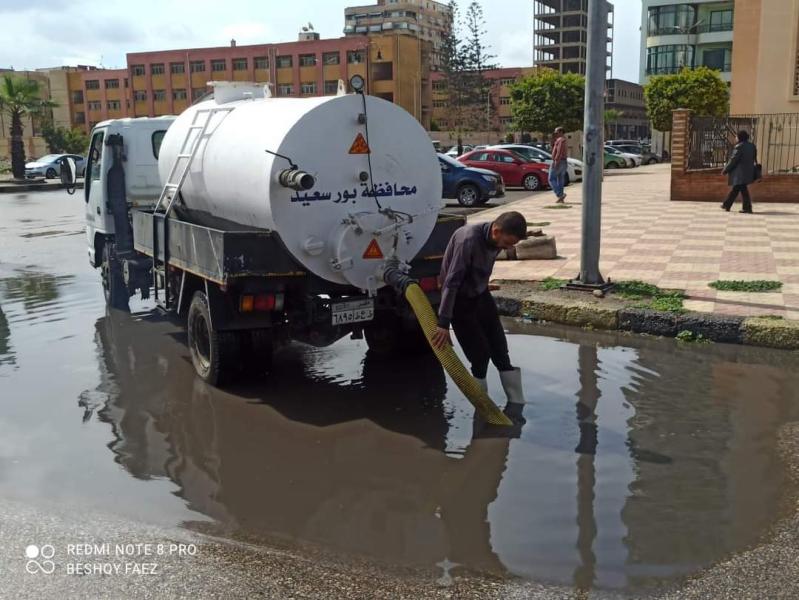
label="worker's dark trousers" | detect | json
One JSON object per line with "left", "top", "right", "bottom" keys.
{"left": 723, "top": 184, "right": 753, "bottom": 212}
{"left": 451, "top": 290, "right": 513, "bottom": 379}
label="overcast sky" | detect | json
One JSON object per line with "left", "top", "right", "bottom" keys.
{"left": 0, "top": 0, "right": 641, "bottom": 82}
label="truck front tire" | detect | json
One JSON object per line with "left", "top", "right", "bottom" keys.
{"left": 187, "top": 291, "right": 238, "bottom": 386}
{"left": 102, "top": 242, "right": 130, "bottom": 311}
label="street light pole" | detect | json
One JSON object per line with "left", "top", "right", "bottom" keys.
{"left": 572, "top": 0, "right": 609, "bottom": 289}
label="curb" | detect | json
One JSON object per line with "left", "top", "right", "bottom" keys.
{"left": 495, "top": 292, "right": 799, "bottom": 351}
{"left": 0, "top": 182, "right": 84, "bottom": 194}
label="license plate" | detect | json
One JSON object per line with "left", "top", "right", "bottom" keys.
{"left": 331, "top": 298, "right": 374, "bottom": 325}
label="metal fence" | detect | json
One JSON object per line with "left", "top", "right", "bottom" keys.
{"left": 687, "top": 113, "right": 799, "bottom": 175}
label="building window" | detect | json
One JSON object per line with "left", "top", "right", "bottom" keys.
{"left": 131, "top": 64, "right": 145, "bottom": 76}
{"left": 134, "top": 91, "right": 147, "bottom": 102}
{"left": 190, "top": 60, "right": 206, "bottom": 73}
{"left": 646, "top": 44, "right": 695, "bottom": 75}
{"left": 499, "top": 78, "right": 515, "bottom": 86}
{"left": 74, "top": 112, "right": 85, "bottom": 124}
{"left": 171, "top": 62, "right": 185, "bottom": 74}
{"left": 232, "top": 58, "right": 248, "bottom": 71}
{"left": 324, "top": 80, "right": 339, "bottom": 95}
{"left": 85, "top": 80, "right": 100, "bottom": 90}
{"left": 347, "top": 50, "right": 366, "bottom": 64}
{"left": 211, "top": 59, "right": 226, "bottom": 72}
{"left": 153, "top": 90, "right": 166, "bottom": 101}
{"left": 276, "top": 55, "right": 292, "bottom": 68}
{"left": 192, "top": 87, "right": 207, "bottom": 99}
{"left": 151, "top": 63, "right": 165, "bottom": 75}
{"left": 299, "top": 54, "right": 317, "bottom": 67}
{"left": 702, "top": 48, "right": 731, "bottom": 72}
{"left": 107, "top": 100, "right": 121, "bottom": 110}
{"left": 647, "top": 5, "right": 697, "bottom": 36}
{"left": 124, "top": 78, "right": 128, "bottom": 88}
{"left": 373, "top": 62, "right": 393, "bottom": 81}
{"left": 499, "top": 96, "right": 511, "bottom": 105}
{"left": 173, "top": 89, "right": 188, "bottom": 100}
{"left": 105, "top": 79, "right": 119, "bottom": 89}
{"left": 87, "top": 101, "right": 101, "bottom": 111}
{"left": 432, "top": 99, "right": 447, "bottom": 108}
{"left": 300, "top": 81, "right": 316, "bottom": 95}
{"left": 254, "top": 56, "right": 269, "bottom": 69}
{"left": 323, "top": 52, "right": 340, "bottom": 65}
{"left": 72, "top": 91, "right": 84, "bottom": 104}
{"left": 278, "top": 84, "right": 293, "bottom": 96}
{"left": 709, "top": 9, "right": 734, "bottom": 32}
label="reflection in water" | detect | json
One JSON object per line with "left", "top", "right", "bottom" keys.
{"left": 87, "top": 311, "right": 520, "bottom": 576}
{"left": 0, "top": 305, "right": 14, "bottom": 368}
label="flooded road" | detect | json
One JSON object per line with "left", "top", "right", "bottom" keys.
{"left": 2, "top": 190, "right": 799, "bottom": 596}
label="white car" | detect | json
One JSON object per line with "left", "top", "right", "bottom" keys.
{"left": 444, "top": 144, "right": 473, "bottom": 158}
{"left": 25, "top": 154, "right": 86, "bottom": 179}
{"left": 604, "top": 146, "right": 640, "bottom": 167}
{"left": 490, "top": 144, "right": 583, "bottom": 183}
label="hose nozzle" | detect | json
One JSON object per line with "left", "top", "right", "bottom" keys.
{"left": 278, "top": 168, "right": 315, "bottom": 191}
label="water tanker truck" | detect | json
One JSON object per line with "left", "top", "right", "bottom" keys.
{"left": 83, "top": 80, "right": 464, "bottom": 386}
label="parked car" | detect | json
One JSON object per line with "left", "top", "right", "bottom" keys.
{"left": 607, "top": 143, "right": 660, "bottom": 165}
{"left": 458, "top": 149, "right": 549, "bottom": 191}
{"left": 438, "top": 153, "right": 504, "bottom": 207}
{"left": 444, "top": 144, "right": 474, "bottom": 158}
{"left": 25, "top": 154, "right": 86, "bottom": 179}
{"left": 490, "top": 144, "right": 583, "bottom": 183}
{"left": 604, "top": 150, "right": 628, "bottom": 169}
{"left": 604, "top": 146, "right": 639, "bottom": 167}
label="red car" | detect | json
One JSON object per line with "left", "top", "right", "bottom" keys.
{"left": 458, "top": 149, "right": 550, "bottom": 191}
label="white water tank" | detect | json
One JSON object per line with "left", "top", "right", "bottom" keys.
{"left": 158, "top": 81, "right": 442, "bottom": 291}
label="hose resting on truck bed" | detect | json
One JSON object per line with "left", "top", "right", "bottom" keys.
{"left": 384, "top": 264, "right": 512, "bottom": 427}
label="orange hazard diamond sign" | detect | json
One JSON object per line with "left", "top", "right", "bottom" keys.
{"left": 362, "top": 239, "right": 384, "bottom": 259}
{"left": 349, "top": 132, "right": 371, "bottom": 154}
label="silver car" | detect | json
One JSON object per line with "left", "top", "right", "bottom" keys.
{"left": 25, "top": 154, "right": 86, "bottom": 179}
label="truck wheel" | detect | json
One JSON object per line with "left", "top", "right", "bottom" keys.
{"left": 187, "top": 291, "right": 238, "bottom": 386}
{"left": 365, "top": 314, "right": 432, "bottom": 357}
{"left": 523, "top": 174, "right": 541, "bottom": 191}
{"left": 102, "top": 242, "right": 130, "bottom": 311}
{"left": 457, "top": 183, "right": 481, "bottom": 207}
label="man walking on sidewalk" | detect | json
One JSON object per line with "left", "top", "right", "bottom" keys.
{"left": 549, "top": 127, "right": 569, "bottom": 203}
{"left": 431, "top": 212, "right": 527, "bottom": 406}
{"left": 721, "top": 130, "right": 758, "bottom": 214}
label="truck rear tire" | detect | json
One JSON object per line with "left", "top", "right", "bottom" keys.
{"left": 365, "top": 313, "right": 432, "bottom": 358}
{"left": 102, "top": 242, "right": 130, "bottom": 311}
{"left": 187, "top": 291, "right": 238, "bottom": 386}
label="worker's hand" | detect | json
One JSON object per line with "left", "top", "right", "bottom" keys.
{"left": 431, "top": 327, "right": 452, "bottom": 350}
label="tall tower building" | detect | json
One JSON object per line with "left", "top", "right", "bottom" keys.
{"left": 533, "top": 0, "right": 614, "bottom": 76}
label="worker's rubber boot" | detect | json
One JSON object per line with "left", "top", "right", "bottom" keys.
{"left": 499, "top": 367, "right": 525, "bottom": 404}
{"left": 476, "top": 378, "right": 488, "bottom": 393}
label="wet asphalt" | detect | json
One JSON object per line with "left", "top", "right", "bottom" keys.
{"left": 1, "top": 189, "right": 799, "bottom": 599}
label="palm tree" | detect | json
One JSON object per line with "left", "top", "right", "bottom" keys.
{"left": 604, "top": 109, "right": 624, "bottom": 141}
{"left": 0, "top": 75, "right": 56, "bottom": 180}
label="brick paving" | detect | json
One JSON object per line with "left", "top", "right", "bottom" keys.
{"left": 475, "top": 163, "right": 799, "bottom": 320}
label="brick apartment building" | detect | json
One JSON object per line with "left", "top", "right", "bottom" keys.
{"left": 65, "top": 31, "right": 432, "bottom": 133}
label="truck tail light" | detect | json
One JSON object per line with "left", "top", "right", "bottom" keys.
{"left": 418, "top": 276, "right": 440, "bottom": 293}
{"left": 240, "top": 293, "right": 284, "bottom": 313}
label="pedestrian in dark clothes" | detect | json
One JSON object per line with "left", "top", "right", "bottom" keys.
{"left": 432, "top": 212, "right": 527, "bottom": 405}
{"left": 721, "top": 130, "right": 758, "bottom": 214}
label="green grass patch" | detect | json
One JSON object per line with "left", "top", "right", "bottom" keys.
{"left": 676, "top": 330, "right": 711, "bottom": 344}
{"left": 709, "top": 280, "right": 783, "bottom": 293}
{"left": 527, "top": 221, "right": 551, "bottom": 227}
{"left": 543, "top": 204, "right": 572, "bottom": 209}
{"left": 540, "top": 277, "right": 567, "bottom": 291}
{"left": 614, "top": 280, "right": 686, "bottom": 313}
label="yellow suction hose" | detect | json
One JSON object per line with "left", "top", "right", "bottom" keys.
{"left": 404, "top": 283, "right": 512, "bottom": 426}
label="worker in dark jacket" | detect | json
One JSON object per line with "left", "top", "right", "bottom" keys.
{"left": 432, "top": 211, "right": 527, "bottom": 405}
{"left": 721, "top": 130, "right": 758, "bottom": 214}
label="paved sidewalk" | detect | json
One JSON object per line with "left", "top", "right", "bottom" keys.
{"left": 476, "top": 164, "right": 799, "bottom": 319}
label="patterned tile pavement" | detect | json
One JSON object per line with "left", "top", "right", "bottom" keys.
{"left": 474, "top": 164, "right": 799, "bottom": 319}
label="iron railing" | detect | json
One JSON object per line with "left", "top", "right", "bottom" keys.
{"left": 687, "top": 113, "right": 799, "bottom": 175}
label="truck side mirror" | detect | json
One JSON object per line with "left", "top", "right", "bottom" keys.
{"left": 60, "top": 156, "right": 77, "bottom": 186}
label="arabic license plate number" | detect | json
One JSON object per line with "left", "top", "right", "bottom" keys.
{"left": 331, "top": 298, "right": 374, "bottom": 325}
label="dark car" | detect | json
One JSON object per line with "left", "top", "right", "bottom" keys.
{"left": 438, "top": 153, "right": 505, "bottom": 207}
{"left": 458, "top": 149, "right": 550, "bottom": 191}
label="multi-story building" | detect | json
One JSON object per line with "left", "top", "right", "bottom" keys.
{"left": 640, "top": 0, "right": 734, "bottom": 83}
{"left": 344, "top": 0, "right": 452, "bottom": 69}
{"left": 533, "top": 0, "right": 614, "bottom": 76}
{"left": 605, "top": 79, "right": 650, "bottom": 140}
{"left": 101, "top": 31, "right": 431, "bottom": 132}
{"left": 729, "top": 0, "right": 799, "bottom": 114}
{"left": 431, "top": 67, "right": 540, "bottom": 135}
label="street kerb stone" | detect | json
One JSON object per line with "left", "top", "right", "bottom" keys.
{"left": 742, "top": 318, "right": 799, "bottom": 350}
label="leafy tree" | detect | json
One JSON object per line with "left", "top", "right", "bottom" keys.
{"left": 0, "top": 75, "right": 56, "bottom": 179}
{"left": 439, "top": 0, "right": 497, "bottom": 154}
{"left": 644, "top": 66, "right": 729, "bottom": 132}
{"left": 42, "top": 124, "right": 89, "bottom": 154}
{"left": 509, "top": 69, "right": 585, "bottom": 135}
